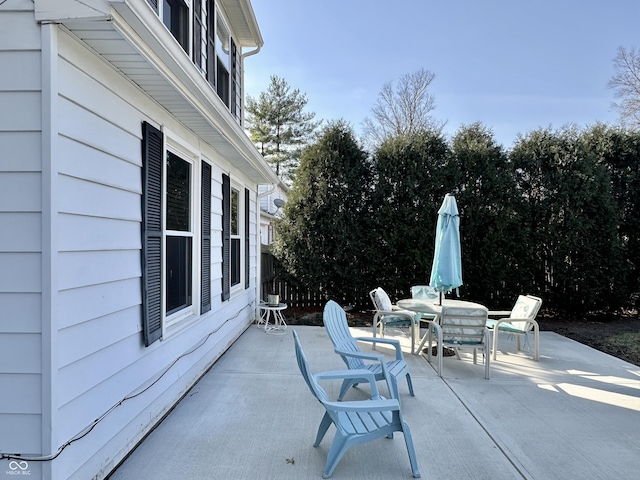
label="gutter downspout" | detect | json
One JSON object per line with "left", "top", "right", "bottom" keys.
{"left": 240, "top": 45, "right": 261, "bottom": 129}
{"left": 242, "top": 42, "right": 264, "bottom": 321}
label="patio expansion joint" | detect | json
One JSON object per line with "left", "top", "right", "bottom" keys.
{"left": 439, "top": 374, "right": 531, "bottom": 479}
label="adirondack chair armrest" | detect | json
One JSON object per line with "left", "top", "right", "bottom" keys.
{"left": 315, "top": 369, "right": 377, "bottom": 383}
{"left": 353, "top": 337, "right": 404, "bottom": 361}
{"left": 334, "top": 347, "right": 386, "bottom": 364}
{"left": 315, "top": 369, "right": 381, "bottom": 397}
{"left": 324, "top": 398, "right": 400, "bottom": 413}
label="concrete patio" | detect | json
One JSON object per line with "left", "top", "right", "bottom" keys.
{"left": 108, "top": 324, "right": 640, "bottom": 479}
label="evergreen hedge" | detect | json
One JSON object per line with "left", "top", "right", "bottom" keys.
{"left": 274, "top": 123, "right": 640, "bottom": 314}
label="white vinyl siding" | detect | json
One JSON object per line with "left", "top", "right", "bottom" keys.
{"left": 0, "top": 3, "right": 266, "bottom": 477}
{"left": 51, "top": 30, "right": 258, "bottom": 480}
{"left": 0, "top": 0, "right": 43, "bottom": 460}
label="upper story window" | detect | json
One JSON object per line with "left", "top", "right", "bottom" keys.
{"left": 148, "top": 0, "right": 242, "bottom": 125}
{"left": 215, "top": 12, "right": 231, "bottom": 107}
{"left": 162, "top": 0, "right": 189, "bottom": 52}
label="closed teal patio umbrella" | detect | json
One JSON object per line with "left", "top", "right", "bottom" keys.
{"left": 429, "top": 193, "right": 462, "bottom": 302}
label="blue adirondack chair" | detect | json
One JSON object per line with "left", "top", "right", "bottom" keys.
{"left": 293, "top": 330, "right": 421, "bottom": 479}
{"left": 323, "top": 300, "right": 414, "bottom": 400}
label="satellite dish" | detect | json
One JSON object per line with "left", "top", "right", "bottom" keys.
{"left": 273, "top": 198, "right": 285, "bottom": 208}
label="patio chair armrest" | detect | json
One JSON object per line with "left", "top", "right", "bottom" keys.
{"left": 428, "top": 322, "right": 443, "bottom": 342}
{"left": 325, "top": 398, "right": 400, "bottom": 413}
{"left": 504, "top": 317, "right": 539, "bottom": 325}
{"left": 315, "top": 369, "right": 380, "bottom": 397}
{"left": 489, "top": 317, "right": 539, "bottom": 333}
{"left": 375, "top": 310, "right": 419, "bottom": 323}
{"left": 354, "top": 337, "right": 405, "bottom": 361}
{"left": 394, "top": 309, "right": 423, "bottom": 322}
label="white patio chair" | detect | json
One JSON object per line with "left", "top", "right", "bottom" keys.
{"left": 370, "top": 287, "right": 420, "bottom": 354}
{"left": 426, "top": 304, "right": 491, "bottom": 379}
{"left": 410, "top": 285, "right": 440, "bottom": 303}
{"left": 487, "top": 294, "right": 543, "bottom": 361}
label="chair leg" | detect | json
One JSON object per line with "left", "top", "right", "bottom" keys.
{"left": 427, "top": 323, "right": 444, "bottom": 377}
{"left": 409, "top": 322, "right": 415, "bottom": 355}
{"left": 372, "top": 314, "right": 378, "bottom": 350}
{"left": 485, "top": 344, "right": 491, "bottom": 379}
{"left": 492, "top": 328, "right": 499, "bottom": 361}
{"left": 388, "top": 375, "right": 400, "bottom": 399}
{"left": 405, "top": 372, "right": 415, "bottom": 397}
{"left": 314, "top": 412, "right": 333, "bottom": 447}
{"left": 322, "top": 434, "right": 350, "bottom": 479}
{"left": 484, "top": 332, "right": 491, "bottom": 379}
{"left": 533, "top": 324, "right": 540, "bottom": 361}
{"left": 401, "top": 421, "right": 422, "bottom": 478}
{"left": 337, "top": 379, "right": 354, "bottom": 401}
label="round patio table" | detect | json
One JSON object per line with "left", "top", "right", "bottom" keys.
{"left": 259, "top": 303, "right": 288, "bottom": 334}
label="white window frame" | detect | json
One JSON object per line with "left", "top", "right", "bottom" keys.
{"left": 230, "top": 181, "right": 244, "bottom": 294}
{"left": 163, "top": 132, "right": 201, "bottom": 332}
{"left": 159, "top": 0, "right": 192, "bottom": 54}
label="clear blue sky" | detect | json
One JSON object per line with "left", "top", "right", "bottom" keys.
{"left": 244, "top": 0, "right": 639, "bottom": 148}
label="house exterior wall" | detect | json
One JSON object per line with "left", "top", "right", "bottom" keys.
{"left": 258, "top": 183, "right": 287, "bottom": 244}
{"left": 0, "top": 1, "right": 271, "bottom": 479}
{"left": 0, "top": 0, "right": 45, "bottom": 471}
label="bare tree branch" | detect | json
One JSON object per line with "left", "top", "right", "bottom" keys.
{"left": 608, "top": 46, "right": 640, "bottom": 129}
{"left": 362, "top": 68, "right": 445, "bottom": 147}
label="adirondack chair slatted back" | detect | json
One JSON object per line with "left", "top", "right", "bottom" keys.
{"left": 323, "top": 301, "right": 366, "bottom": 370}
{"left": 294, "top": 331, "right": 330, "bottom": 404}
{"left": 509, "top": 295, "right": 542, "bottom": 331}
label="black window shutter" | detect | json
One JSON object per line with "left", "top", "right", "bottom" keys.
{"left": 245, "top": 188, "right": 250, "bottom": 289}
{"left": 201, "top": 161, "right": 212, "bottom": 313}
{"left": 141, "top": 122, "right": 163, "bottom": 346}
{"left": 221, "top": 174, "right": 231, "bottom": 301}
{"left": 146, "top": 0, "right": 159, "bottom": 14}
{"left": 231, "top": 38, "right": 237, "bottom": 116}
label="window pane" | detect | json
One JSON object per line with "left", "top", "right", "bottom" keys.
{"left": 231, "top": 238, "right": 240, "bottom": 286}
{"left": 215, "top": 10, "right": 230, "bottom": 105}
{"left": 216, "top": 12, "right": 230, "bottom": 70}
{"left": 231, "top": 188, "right": 238, "bottom": 235}
{"left": 166, "top": 151, "right": 191, "bottom": 231}
{"left": 163, "top": 0, "right": 189, "bottom": 52}
{"left": 166, "top": 236, "right": 193, "bottom": 314}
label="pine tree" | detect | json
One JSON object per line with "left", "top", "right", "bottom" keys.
{"left": 246, "top": 75, "right": 320, "bottom": 182}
